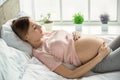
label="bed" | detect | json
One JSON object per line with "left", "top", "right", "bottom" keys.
{"left": 0, "top": 13, "right": 120, "bottom": 80}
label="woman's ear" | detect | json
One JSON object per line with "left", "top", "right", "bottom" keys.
{"left": 24, "top": 34, "right": 29, "bottom": 41}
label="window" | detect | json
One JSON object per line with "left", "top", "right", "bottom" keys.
{"left": 19, "top": 0, "right": 33, "bottom": 18}
{"left": 20, "top": 0, "right": 118, "bottom": 23}
{"left": 62, "top": 0, "right": 88, "bottom": 21}
{"left": 90, "top": 0, "right": 117, "bottom": 21}
{"left": 34, "top": 0, "right": 60, "bottom": 21}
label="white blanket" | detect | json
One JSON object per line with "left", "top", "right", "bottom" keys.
{"left": 22, "top": 57, "right": 120, "bottom": 80}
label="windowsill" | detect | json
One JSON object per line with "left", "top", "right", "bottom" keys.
{"left": 52, "top": 25, "right": 120, "bottom": 36}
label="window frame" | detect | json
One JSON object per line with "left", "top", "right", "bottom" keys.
{"left": 20, "top": 0, "right": 120, "bottom": 25}
{"left": 57, "top": 0, "right": 119, "bottom": 25}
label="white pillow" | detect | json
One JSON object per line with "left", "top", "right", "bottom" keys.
{"left": 0, "top": 39, "right": 29, "bottom": 80}
{"left": 1, "top": 11, "right": 46, "bottom": 58}
{"left": 1, "top": 18, "right": 32, "bottom": 58}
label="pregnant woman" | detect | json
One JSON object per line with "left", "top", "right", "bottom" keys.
{"left": 11, "top": 16, "right": 120, "bottom": 79}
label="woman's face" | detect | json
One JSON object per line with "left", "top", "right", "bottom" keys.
{"left": 25, "top": 18, "right": 43, "bottom": 47}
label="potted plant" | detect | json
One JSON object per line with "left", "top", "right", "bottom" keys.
{"left": 100, "top": 13, "right": 109, "bottom": 31}
{"left": 40, "top": 13, "right": 53, "bottom": 31}
{"left": 73, "top": 13, "right": 84, "bottom": 31}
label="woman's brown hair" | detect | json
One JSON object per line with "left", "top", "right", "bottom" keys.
{"left": 11, "top": 16, "right": 30, "bottom": 40}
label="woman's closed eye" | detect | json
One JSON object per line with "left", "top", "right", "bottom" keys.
{"left": 34, "top": 26, "right": 37, "bottom": 30}
{"left": 33, "top": 24, "right": 37, "bottom": 30}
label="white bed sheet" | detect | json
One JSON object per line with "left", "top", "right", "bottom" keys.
{"left": 22, "top": 57, "right": 120, "bottom": 80}
{"left": 22, "top": 57, "right": 73, "bottom": 80}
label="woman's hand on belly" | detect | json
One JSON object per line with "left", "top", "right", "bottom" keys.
{"left": 74, "top": 36, "right": 105, "bottom": 64}
{"left": 97, "top": 42, "right": 110, "bottom": 59}
{"left": 72, "top": 31, "right": 81, "bottom": 41}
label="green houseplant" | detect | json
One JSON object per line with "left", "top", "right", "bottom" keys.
{"left": 73, "top": 13, "right": 84, "bottom": 31}
{"left": 40, "top": 13, "right": 53, "bottom": 31}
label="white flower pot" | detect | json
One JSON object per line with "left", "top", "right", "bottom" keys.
{"left": 44, "top": 22, "right": 53, "bottom": 32}
{"left": 75, "top": 24, "right": 82, "bottom": 31}
{"left": 101, "top": 24, "right": 108, "bottom": 31}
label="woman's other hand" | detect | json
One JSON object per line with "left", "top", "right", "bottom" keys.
{"left": 97, "top": 42, "right": 110, "bottom": 60}
{"left": 72, "top": 31, "right": 81, "bottom": 41}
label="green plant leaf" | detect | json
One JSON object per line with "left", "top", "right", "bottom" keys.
{"left": 73, "top": 13, "right": 84, "bottom": 24}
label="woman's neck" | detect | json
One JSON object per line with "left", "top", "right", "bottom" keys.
{"left": 29, "top": 40, "right": 43, "bottom": 49}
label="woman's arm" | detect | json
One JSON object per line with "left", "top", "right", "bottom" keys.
{"left": 54, "top": 43, "right": 110, "bottom": 79}
{"left": 54, "top": 54, "right": 102, "bottom": 79}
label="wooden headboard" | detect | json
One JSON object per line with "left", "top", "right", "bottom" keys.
{"left": 0, "top": 0, "right": 20, "bottom": 29}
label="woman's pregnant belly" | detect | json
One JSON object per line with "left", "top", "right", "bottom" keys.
{"left": 74, "top": 36, "right": 104, "bottom": 64}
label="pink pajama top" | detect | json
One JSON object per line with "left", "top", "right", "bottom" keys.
{"left": 33, "top": 30, "right": 81, "bottom": 71}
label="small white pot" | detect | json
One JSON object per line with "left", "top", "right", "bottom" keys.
{"left": 101, "top": 24, "right": 108, "bottom": 31}
{"left": 75, "top": 24, "right": 82, "bottom": 31}
{"left": 44, "top": 22, "right": 53, "bottom": 32}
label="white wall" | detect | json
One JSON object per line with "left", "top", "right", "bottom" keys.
{"left": 0, "top": 0, "right": 20, "bottom": 27}
{"left": 118, "top": 0, "right": 120, "bottom": 24}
